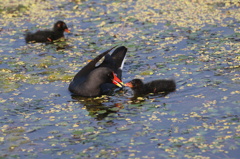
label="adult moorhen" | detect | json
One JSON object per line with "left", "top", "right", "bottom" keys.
{"left": 25, "top": 21, "right": 70, "bottom": 43}
{"left": 69, "top": 46, "right": 127, "bottom": 97}
{"left": 125, "top": 79, "right": 176, "bottom": 97}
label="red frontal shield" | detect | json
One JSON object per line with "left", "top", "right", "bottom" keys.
{"left": 112, "top": 73, "right": 124, "bottom": 87}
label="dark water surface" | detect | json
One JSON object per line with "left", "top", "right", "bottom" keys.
{"left": 0, "top": 0, "right": 239, "bottom": 158}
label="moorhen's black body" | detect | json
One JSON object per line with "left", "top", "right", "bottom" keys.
{"left": 25, "top": 21, "right": 70, "bottom": 43}
{"left": 125, "top": 79, "right": 176, "bottom": 97}
{"left": 69, "top": 46, "right": 127, "bottom": 97}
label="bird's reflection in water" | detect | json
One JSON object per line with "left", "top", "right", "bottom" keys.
{"left": 70, "top": 89, "right": 174, "bottom": 120}
{"left": 43, "top": 36, "right": 74, "bottom": 51}
{"left": 71, "top": 95, "right": 124, "bottom": 121}
{"left": 124, "top": 86, "right": 173, "bottom": 104}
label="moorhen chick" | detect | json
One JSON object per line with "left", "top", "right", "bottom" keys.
{"left": 69, "top": 46, "right": 127, "bottom": 97}
{"left": 125, "top": 79, "right": 176, "bottom": 97}
{"left": 25, "top": 21, "right": 70, "bottom": 43}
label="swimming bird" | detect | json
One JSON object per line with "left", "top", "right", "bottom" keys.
{"left": 69, "top": 46, "right": 127, "bottom": 97}
{"left": 25, "top": 21, "right": 70, "bottom": 43}
{"left": 125, "top": 78, "right": 176, "bottom": 97}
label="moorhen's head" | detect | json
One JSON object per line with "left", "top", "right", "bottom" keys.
{"left": 125, "top": 79, "right": 144, "bottom": 90}
{"left": 89, "top": 67, "right": 124, "bottom": 88}
{"left": 106, "top": 71, "right": 124, "bottom": 88}
{"left": 53, "top": 21, "right": 70, "bottom": 33}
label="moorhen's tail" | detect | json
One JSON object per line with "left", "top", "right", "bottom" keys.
{"left": 161, "top": 79, "right": 176, "bottom": 92}
{"left": 111, "top": 46, "right": 127, "bottom": 69}
{"left": 110, "top": 46, "right": 128, "bottom": 78}
{"left": 97, "top": 46, "right": 127, "bottom": 79}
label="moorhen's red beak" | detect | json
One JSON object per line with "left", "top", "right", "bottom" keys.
{"left": 112, "top": 73, "right": 124, "bottom": 87}
{"left": 125, "top": 82, "right": 133, "bottom": 88}
{"left": 64, "top": 29, "right": 70, "bottom": 33}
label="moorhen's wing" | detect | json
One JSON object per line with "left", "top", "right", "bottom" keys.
{"left": 97, "top": 54, "right": 114, "bottom": 69}
{"left": 25, "top": 31, "right": 53, "bottom": 43}
{"left": 72, "top": 46, "right": 117, "bottom": 82}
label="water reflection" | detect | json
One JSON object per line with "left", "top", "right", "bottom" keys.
{"left": 71, "top": 95, "right": 124, "bottom": 120}
{"left": 70, "top": 88, "right": 173, "bottom": 120}
{"left": 129, "top": 91, "right": 172, "bottom": 104}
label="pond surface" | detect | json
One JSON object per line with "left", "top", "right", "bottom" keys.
{"left": 0, "top": 0, "right": 240, "bottom": 158}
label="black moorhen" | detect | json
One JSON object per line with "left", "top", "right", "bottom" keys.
{"left": 125, "top": 79, "right": 176, "bottom": 97}
{"left": 25, "top": 21, "right": 70, "bottom": 43}
{"left": 69, "top": 46, "right": 127, "bottom": 97}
